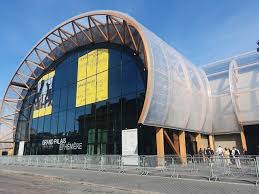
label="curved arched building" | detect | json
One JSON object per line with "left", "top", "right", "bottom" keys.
{"left": 0, "top": 10, "right": 258, "bottom": 156}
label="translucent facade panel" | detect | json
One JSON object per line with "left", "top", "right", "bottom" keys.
{"left": 230, "top": 59, "right": 259, "bottom": 124}
{"left": 141, "top": 26, "right": 210, "bottom": 133}
{"left": 208, "top": 75, "right": 239, "bottom": 133}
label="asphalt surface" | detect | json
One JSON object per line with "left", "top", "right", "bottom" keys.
{"left": 0, "top": 164, "right": 259, "bottom": 194}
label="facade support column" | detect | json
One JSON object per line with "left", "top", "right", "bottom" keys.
{"left": 208, "top": 135, "right": 215, "bottom": 151}
{"left": 195, "top": 133, "right": 203, "bottom": 152}
{"left": 156, "top": 127, "right": 164, "bottom": 157}
{"left": 179, "top": 130, "right": 187, "bottom": 163}
{"left": 240, "top": 126, "right": 247, "bottom": 152}
{"left": 172, "top": 131, "right": 180, "bottom": 154}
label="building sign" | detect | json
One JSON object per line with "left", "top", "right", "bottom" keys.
{"left": 122, "top": 128, "right": 138, "bottom": 165}
{"left": 18, "top": 141, "right": 25, "bottom": 156}
{"left": 76, "top": 49, "right": 109, "bottom": 107}
{"left": 42, "top": 137, "right": 82, "bottom": 151}
{"left": 33, "top": 71, "right": 55, "bottom": 118}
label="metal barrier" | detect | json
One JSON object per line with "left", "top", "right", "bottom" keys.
{"left": 100, "top": 155, "right": 122, "bottom": 172}
{"left": 121, "top": 155, "right": 144, "bottom": 174}
{"left": 0, "top": 155, "right": 259, "bottom": 185}
{"left": 209, "top": 157, "right": 259, "bottom": 185}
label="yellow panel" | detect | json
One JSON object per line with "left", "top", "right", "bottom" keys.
{"left": 78, "top": 54, "right": 87, "bottom": 81}
{"left": 86, "top": 76, "right": 96, "bottom": 105}
{"left": 38, "top": 108, "right": 46, "bottom": 117}
{"left": 40, "top": 70, "right": 55, "bottom": 82}
{"left": 87, "top": 50, "right": 97, "bottom": 77}
{"left": 45, "top": 106, "right": 52, "bottom": 115}
{"left": 96, "top": 71, "right": 108, "bottom": 102}
{"left": 97, "top": 49, "right": 109, "bottom": 73}
{"left": 76, "top": 79, "right": 86, "bottom": 107}
{"left": 48, "top": 71, "right": 55, "bottom": 79}
{"left": 32, "top": 109, "right": 39, "bottom": 119}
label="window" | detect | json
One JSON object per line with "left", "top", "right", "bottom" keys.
{"left": 52, "top": 89, "right": 60, "bottom": 113}
{"left": 37, "top": 117, "right": 44, "bottom": 134}
{"left": 66, "top": 109, "right": 75, "bottom": 134}
{"left": 108, "top": 67, "right": 121, "bottom": 98}
{"left": 122, "top": 93, "right": 137, "bottom": 129}
{"left": 58, "top": 111, "right": 67, "bottom": 135}
{"left": 75, "top": 106, "right": 85, "bottom": 133}
{"left": 25, "top": 45, "right": 146, "bottom": 155}
{"left": 50, "top": 113, "right": 58, "bottom": 135}
{"left": 67, "top": 84, "right": 76, "bottom": 109}
{"left": 122, "top": 56, "right": 137, "bottom": 95}
{"left": 43, "top": 115, "right": 51, "bottom": 134}
{"left": 59, "top": 87, "right": 68, "bottom": 111}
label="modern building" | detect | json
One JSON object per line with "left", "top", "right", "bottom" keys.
{"left": 0, "top": 10, "right": 258, "bottom": 156}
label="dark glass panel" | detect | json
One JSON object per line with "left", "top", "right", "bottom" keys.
{"left": 43, "top": 115, "right": 51, "bottom": 134}
{"left": 66, "top": 109, "right": 75, "bottom": 134}
{"left": 58, "top": 111, "right": 67, "bottom": 135}
{"left": 31, "top": 118, "right": 38, "bottom": 135}
{"left": 59, "top": 87, "right": 68, "bottom": 111}
{"left": 71, "top": 50, "right": 78, "bottom": 62}
{"left": 96, "top": 101, "right": 107, "bottom": 130}
{"left": 84, "top": 104, "right": 95, "bottom": 154}
{"left": 109, "top": 48, "right": 121, "bottom": 68}
{"left": 137, "top": 67, "right": 147, "bottom": 92}
{"left": 69, "top": 59, "right": 77, "bottom": 85}
{"left": 122, "top": 56, "right": 137, "bottom": 95}
{"left": 50, "top": 113, "right": 58, "bottom": 135}
{"left": 108, "top": 97, "right": 121, "bottom": 132}
{"left": 52, "top": 89, "right": 60, "bottom": 113}
{"left": 108, "top": 67, "right": 121, "bottom": 98}
{"left": 37, "top": 117, "right": 44, "bottom": 134}
{"left": 122, "top": 93, "right": 137, "bottom": 129}
{"left": 75, "top": 106, "right": 85, "bottom": 134}
{"left": 67, "top": 84, "right": 76, "bottom": 109}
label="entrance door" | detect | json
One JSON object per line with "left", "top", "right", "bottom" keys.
{"left": 244, "top": 125, "right": 259, "bottom": 155}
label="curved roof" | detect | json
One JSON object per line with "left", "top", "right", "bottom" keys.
{"left": 0, "top": 10, "right": 212, "bottom": 147}
{"left": 202, "top": 51, "right": 259, "bottom": 134}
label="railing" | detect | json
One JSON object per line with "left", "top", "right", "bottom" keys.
{"left": 0, "top": 154, "right": 258, "bottom": 185}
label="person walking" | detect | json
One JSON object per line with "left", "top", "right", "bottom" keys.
{"left": 198, "top": 148, "right": 204, "bottom": 163}
{"left": 216, "top": 146, "right": 224, "bottom": 158}
{"left": 232, "top": 147, "right": 241, "bottom": 169}
{"left": 206, "top": 147, "right": 212, "bottom": 163}
{"left": 224, "top": 148, "right": 231, "bottom": 165}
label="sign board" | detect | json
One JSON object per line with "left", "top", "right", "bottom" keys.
{"left": 76, "top": 49, "right": 109, "bottom": 107}
{"left": 18, "top": 141, "right": 25, "bottom": 156}
{"left": 33, "top": 71, "right": 55, "bottom": 118}
{"left": 122, "top": 128, "right": 138, "bottom": 165}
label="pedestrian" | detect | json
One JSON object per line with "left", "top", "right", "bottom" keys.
{"left": 216, "top": 146, "right": 224, "bottom": 159}
{"left": 232, "top": 147, "right": 241, "bottom": 169}
{"left": 210, "top": 149, "right": 214, "bottom": 162}
{"left": 224, "top": 148, "right": 231, "bottom": 165}
{"left": 206, "top": 147, "right": 212, "bottom": 163}
{"left": 198, "top": 148, "right": 203, "bottom": 163}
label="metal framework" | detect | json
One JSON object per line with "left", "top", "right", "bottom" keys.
{"left": 0, "top": 11, "right": 149, "bottom": 149}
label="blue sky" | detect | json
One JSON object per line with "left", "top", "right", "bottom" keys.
{"left": 0, "top": 0, "right": 259, "bottom": 99}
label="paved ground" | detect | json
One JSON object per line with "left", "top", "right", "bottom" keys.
{"left": 0, "top": 165, "right": 259, "bottom": 194}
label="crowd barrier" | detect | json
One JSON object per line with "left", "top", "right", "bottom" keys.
{"left": 0, "top": 154, "right": 258, "bottom": 185}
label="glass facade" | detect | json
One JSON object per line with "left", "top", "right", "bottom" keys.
{"left": 15, "top": 44, "right": 147, "bottom": 155}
